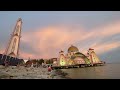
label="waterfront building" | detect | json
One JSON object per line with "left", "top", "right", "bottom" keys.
{"left": 53, "top": 45, "right": 91, "bottom": 66}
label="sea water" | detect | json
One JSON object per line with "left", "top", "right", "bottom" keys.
{"left": 61, "top": 63, "right": 120, "bottom": 79}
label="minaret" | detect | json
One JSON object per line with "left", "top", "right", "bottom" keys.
{"left": 59, "top": 50, "right": 67, "bottom": 66}
{"left": 88, "top": 48, "right": 101, "bottom": 64}
{"left": 4, "top": 18, "right": 22, "bottom": 58}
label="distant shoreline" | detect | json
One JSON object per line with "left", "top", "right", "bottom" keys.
{"left": 106, "top": 62, "right": 120, "bottom": 64}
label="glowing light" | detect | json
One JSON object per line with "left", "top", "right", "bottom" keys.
{"left": 60, "top": 61, "right": 66, "bottom": 66}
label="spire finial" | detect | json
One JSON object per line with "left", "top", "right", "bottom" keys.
{"left": 17, "top": 18, "right": 22, "bottom": 22}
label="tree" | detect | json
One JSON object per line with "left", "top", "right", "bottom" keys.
{"left": 50, "top": 59, "right": 53, "bottom": 64}
{"left": 46, "top": 60, "right": 50, "bottom": 64}
{"left": 38, "top": 59, "right": 44, "bottom": 65}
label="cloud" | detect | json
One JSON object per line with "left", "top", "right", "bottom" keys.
{"left": 20, "top": 26, "right": 86, "bottom": 59}
{"left": 19, "top": 51, "right": 37, "bottom": 59}
{"left": 93, "top": 21, "right": 120, "bottom": 37}
{"left": 0, "top": 49, "right": 4, "bottom": 54}
{"left": 19, "top": 21, "right": 120, "bottom": 59}
{"left": 90, "top": 42, "right": 120, "bottom": 55}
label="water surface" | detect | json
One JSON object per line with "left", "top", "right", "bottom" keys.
{"left": 61, "top": 63, "right": 120, "bottom": 79}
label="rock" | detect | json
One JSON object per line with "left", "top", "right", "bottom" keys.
{"left": 6, "top": 70, "right": 9, "bottom": 72}
{"left": 0, "top": 66, "right": 68, "bottom": 79}
{"left": 0, "top": 71, "right": 11, "bottom": 79}
{"left": 0, "top": 65, "right": 5, "bottom": 69}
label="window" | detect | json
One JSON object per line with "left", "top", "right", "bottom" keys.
{"left": 16, "top": 25, "right": 19, "bottom": 34}
{"left": 11, "top": 38, "right": 17, "bottom": 52}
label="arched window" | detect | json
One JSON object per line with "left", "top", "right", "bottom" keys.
{"left": 11, "top": 38, "right": 17, "bottom": 52}
{"left": 15, "top": 25, "right": 19, "bottom": 35}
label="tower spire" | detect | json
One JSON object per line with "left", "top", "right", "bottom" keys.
{"left": 4, "top": 18, "right": 22, "bottom": 58}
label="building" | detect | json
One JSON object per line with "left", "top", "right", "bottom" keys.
{"left": 53, "top": 45, "right": 101, "bottom": 66}
{"left": 52, "top": 45, "right": 90, "bottom": 66}
{"left": 0, "top": 18, "right": 24, "bottom": 66}
{"left": 4, "top": 18, "right": 22, "bottom": 58}
{"left": 87, "top": 48, "right": 101, "bottom": 65}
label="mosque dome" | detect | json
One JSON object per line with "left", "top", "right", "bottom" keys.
{"left": 68, "top": 45, "right": 79, "bottom": 53}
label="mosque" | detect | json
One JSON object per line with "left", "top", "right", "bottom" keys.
{"left": 53, "top": 45, "right": 103, "bottom": 66}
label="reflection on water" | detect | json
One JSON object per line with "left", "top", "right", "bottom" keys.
{"left": 61, "top": 63, "right": 120, "bottom": 79}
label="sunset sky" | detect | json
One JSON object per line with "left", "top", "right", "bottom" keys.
{"left": 0, "top": 11, "right": 120, "bottom": 63}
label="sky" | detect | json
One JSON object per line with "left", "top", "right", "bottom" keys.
{"left": 0, "top": 11, "right": 120, "bottom": 63}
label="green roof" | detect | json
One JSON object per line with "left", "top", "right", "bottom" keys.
{"left": 72, "top": 52, "right": 91, "bottom": 64}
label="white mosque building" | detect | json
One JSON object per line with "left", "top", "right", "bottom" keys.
{"left": 53, "top": 45, "right": 102, "bottom": 66}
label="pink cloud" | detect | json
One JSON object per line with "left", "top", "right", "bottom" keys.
{"left": 91, "top": 21, "right": 120, "bottom": 37}
{"left": 19, "top": 51, "right": 37, "bottom": 60}
{"left": 21, "top": 26, "right": 87, "bottom": 59}
{"left": 0, "top": 49, "right": 4, "bottom": 54}
{"left": 20, "top": 21, "right": 120, "bottom": 59}
{"left": 90, "top": 42, "right": 120, "bottom": 55}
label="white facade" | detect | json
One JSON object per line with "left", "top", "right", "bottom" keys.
{"left": 88, "top": 49, "right": 101, "bottom": 64}
{"left": 5, "top": 18, "right": 22, "bottom": 58}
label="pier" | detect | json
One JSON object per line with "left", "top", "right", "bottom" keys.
{"left": 52, "top": 62, "right": 105, "bottom": 69}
